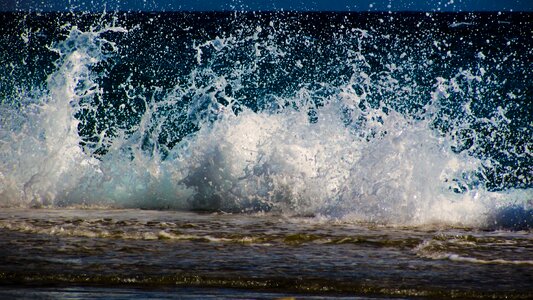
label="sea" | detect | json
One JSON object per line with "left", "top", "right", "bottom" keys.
{"left": 0, "top": 10, "right": 532, "bottom": 299}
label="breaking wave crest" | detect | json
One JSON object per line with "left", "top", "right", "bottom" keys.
{"left": 0, "top": 12, "right": 531, "bottom": 228}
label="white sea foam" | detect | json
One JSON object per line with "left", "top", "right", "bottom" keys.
{"left": 449, "top": 22, "right": 474, "bottom": 28}
{"left": 0, "top": 20, "right": 531, "bottom": 228}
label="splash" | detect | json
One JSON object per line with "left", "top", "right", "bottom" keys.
{"left": 0, "top": 12, "right": 531, "bottom": 228}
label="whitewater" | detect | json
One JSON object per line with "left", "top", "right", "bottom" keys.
{"left": 0, "top": 11, "right": 532, "bottom": 298}
{"left": 1, "top": 12, "right": 530, "bottom": 227}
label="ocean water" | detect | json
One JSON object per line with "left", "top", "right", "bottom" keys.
{"left": 0, "top": 11, "right": 532, "bottom": 298}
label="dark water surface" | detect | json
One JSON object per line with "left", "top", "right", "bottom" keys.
{"left": 0, "top": 209, "right": 532, "bottom": 299}
{"left": 0, "top": 286, "right": 375, "bottom": 300}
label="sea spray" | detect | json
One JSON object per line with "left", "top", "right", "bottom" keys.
{"left": 0, "top": 20, "right": 127, "bottom": 207}
{"left": 0, "top": 12, "right": 531, "bottom": 227}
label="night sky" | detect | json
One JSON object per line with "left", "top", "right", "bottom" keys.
{"left": 1, "top": 0, "right": 533, "bottom": 12}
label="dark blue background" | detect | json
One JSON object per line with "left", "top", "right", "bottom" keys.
{"left": 2, "top": 0, "right": 533, "bottom": 12}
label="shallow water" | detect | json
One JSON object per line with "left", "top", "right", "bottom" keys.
{"left": 0, "top": 208, "right": 531, "bottom": 298}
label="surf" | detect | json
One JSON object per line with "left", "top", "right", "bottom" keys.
{"left": 0, "top": 11, "right": 531, "bottom": 228}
